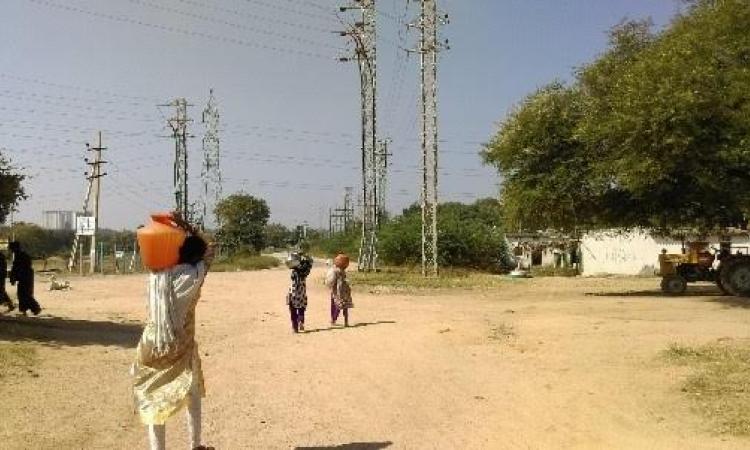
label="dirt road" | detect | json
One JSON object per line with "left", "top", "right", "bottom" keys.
{"left": 1, "top": 268, "right": 749, "bottom": 449}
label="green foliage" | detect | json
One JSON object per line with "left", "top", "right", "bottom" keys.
{"left": 0, "top": 222, "right": 73, "bottom": 258}
{"left": 483, "top": 83, "right": 591, "bottom": 231}
{"left": 214, "top": 193, "right": 271, "bottom": 255}
{"left": 0, "top": 153, "right": 26, "bottom": 224}
{"left": 264, "top": 223, "right": 293, "bottom": 249}
{"left": 484, "top": 1, "right": 750, "bottom": 233}
{"left": 209, "top": 253, "right": 280, "bottom": 272}
{"left": 310, "top": 227, "right": 360, "bottom": 259}
{"left": 379, "top": 199, "right": 512, "bottom": 272}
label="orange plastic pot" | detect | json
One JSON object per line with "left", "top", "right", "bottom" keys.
{"left": 334, "top": 253, "right": 350, "bottom": 270}
{"left": 137, "top": 214, "right": 187, "bottom": 270}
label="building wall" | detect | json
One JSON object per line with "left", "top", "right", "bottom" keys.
{"left": 42, "top": 211, "right": 78, "bottom": 231}
{"left": 580, "top": 230, "right": 750, "bottom": 276}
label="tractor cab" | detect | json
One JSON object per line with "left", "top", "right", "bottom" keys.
{"left": 659, "top": 238, "right": 750, "bottom": 295}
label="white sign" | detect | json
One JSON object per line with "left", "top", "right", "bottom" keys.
{"left": 115, "top": 251, "right": 125, "bottom": 259}
{"left": 76, "top": 216, "right": 96, "bottom": 236}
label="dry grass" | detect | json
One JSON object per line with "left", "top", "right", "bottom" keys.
{"left": 663, "top": 341, "right": 750, "bottom": 435}
{"left": 210, "top": 254, "right": 280, "bottom": 272}
{"left": 0, "top": 343, "right": 37, "bottom": 379}
{"left": 348, "top": 267, "right": 516, "bottom": 292}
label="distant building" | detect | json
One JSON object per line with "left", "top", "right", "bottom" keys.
{"left": 42, "top": 210, "right": 79, "bottom": 231}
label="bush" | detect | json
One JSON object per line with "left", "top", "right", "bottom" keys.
{"left": 210, "top": 254, "right": 280, "bottom": 272}
{"left": 309, "top": 228, "right": 360, "bottom": 260}
{"left": 379, "top": 199, "right": 513, "bottom": 272}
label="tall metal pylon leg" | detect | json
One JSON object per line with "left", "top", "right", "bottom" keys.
{"left": 201, "top": 89, "right": 222, "bottom": 230}
{"left": 409, "top": 0, "right": 448, "bottom": 277}
{"left": 162, "top": 98, "right": 192, "bottom": 218}
{"left": 338, "top": 0, "right": 379, "bottom": 272}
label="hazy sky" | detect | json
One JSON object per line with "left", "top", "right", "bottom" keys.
{"left": 1, "top": 0, "right": 682, "bottom": 229}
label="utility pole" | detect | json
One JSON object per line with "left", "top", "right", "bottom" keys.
{"left": 201, "top": 89, "right": 222, "bottom": 230}
{"left": 338, "top": 0, "right": 379, "bottom": 272}
{"left": 409, "top": 0, "right": 448, "bottom": 277}
{"left": 68, "top": 178, "right": 92, "bottom": 271}
{"left": 87, "top": 132, "right": 107, "bottom": 274}
{"left": 161, "top": 98, "right": 192, "bottom": 218}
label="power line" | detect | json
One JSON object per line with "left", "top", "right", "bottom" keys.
{"left": 25, "top": 0, "right": 338, "bottom": 60}
{"left": 176, "top": 0, "right": 336, "bottom": 34}
{"left": 126, "top": 0, "right": 344, "bottom": 51}
{"left": 0, "top": 72, "right": 159, "bottom": 102}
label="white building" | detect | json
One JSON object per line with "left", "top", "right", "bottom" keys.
{"left": 42, "top": 210, "right": 79, "bottom": 231}
{"left": 580, "top": 230, "right": 750, "bottom": 276}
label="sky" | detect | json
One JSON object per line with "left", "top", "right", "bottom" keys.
{"left": 0, "top": 0, "right": 684, "bottom": 230}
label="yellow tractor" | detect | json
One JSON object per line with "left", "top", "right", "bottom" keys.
{"left": 659, "top": 240, "right": 750, "bottom": 296}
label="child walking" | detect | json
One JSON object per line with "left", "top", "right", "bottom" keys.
{"left": 285, "top": 252, "right": 313, "bottom": 333}
{"left": 326, "top": 253, "right": 353, "bottom": 327}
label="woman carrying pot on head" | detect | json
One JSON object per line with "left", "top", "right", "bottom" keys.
{"left": 131, "top": 213, "right": 215, "bottom": 450}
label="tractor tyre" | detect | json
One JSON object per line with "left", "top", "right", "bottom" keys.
{"left": 721, "top": 258, "right": 750, "bottom": 297}
{"left": 661, "top": 275, "right": 687, "bottom": 295}
{"left": 716, "top": 275, "right": 730, "bottom": 296}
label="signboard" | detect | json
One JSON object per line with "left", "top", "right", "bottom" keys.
{"left": 115, "top": 251, "right": 125, "bottom": 259}
{"left": 76, "top": 216, "right": 96, "bottom": 236}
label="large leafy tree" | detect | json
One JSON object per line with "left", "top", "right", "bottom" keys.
{"left": 483, "top": 83, "right": 592, "bottom": 231}
{"left": 484, "top": 0, "right": 750, "bottom": 233}
{"left": 214, "top": 193, "right": 271, "bottom": 255}
{"left": 263, "top": 223, "right": 292, "bottom": 249}
{"left": 0, "top": 153, "right": 26, "bottom": 224}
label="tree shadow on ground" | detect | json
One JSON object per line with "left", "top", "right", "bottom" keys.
{"left": 295, "top": 442, "right": 393, "bottom": 450}
{"left": 705, "top": 295, "right": 750, "bottom": 309}
{"left": 0, "top": 315, "right": 142, "bottom": 348}
{"left": 585, "top": 285, "right": 750, "bottom": 309}
{"left": 302, "top": 321, "right": 396, "bottom": 334}
{"left": 586, "top": 284, "right": 723, "bottom": 298}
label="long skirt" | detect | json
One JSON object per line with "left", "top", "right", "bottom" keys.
{"left": 17, "top": 278, "right": 41, "bottom": 314}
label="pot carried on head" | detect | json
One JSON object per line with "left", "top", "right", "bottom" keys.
{"left": 334, "top": 253, "right": 350, "bottom": 270}
{"left": 137, "top": 214, "right": 187, "bottom": 270}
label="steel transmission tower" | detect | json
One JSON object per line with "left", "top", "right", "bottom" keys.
{"left": 376, "top": 138, "right": 391, "bottom": 221}
{"left": 201, "top": 89, "right": 222, "bottom": 229}
{"left": 338, "top": 0, "right": 379, "bottom": 272}
{"left": 162, "top": 98, "right": 192, "bottom": 217}
{"left": 409, "top": 0, "right": 448, "bottom": 277}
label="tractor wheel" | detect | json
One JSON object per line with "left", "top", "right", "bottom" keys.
{"left": 716, "top": 275, "right": 730, "bottom": 295}
{"left": 661, "top": 275, "right": 687, "bottom": 295}
{"left": 722, "top": 258, "right": 750, "bottom": 297}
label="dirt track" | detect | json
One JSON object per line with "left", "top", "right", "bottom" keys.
{"left": 1, "top": 268, "right": 750, "bottom": 449}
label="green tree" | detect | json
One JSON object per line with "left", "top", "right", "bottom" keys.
{"left": 0, "top": 153, "right": 26, "bottom": 224}
{"left": 483, "top": 83, "right": 592, "bottom": 232}
{"left": 214, "top": 194, "right": 271, "bottom": 255}
{"left": 264, "top": 223, "right": 292, "bottom": 249}
{"left": 579, "top": 3, "right": 750, "bottom": 230}
{"left": 484, "top": 1, "right": 750, "bottom": 233}
{"left": 0, "top": 222, "right": 72, "bottom": 258}
{"left": 379, "top": 199, "right": 511, "bottom": 271}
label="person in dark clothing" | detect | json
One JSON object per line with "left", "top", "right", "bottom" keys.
{"left": 285, "top": 252, "right": 313, "bottom": 333}
{"left": 8, "top": 241, "right": 41, "bottom": 316}
{"left": 0, "top": 251, "right": 15, "bottom": 312}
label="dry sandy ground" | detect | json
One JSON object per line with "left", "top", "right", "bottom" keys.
{"left": 1, "top": 267, "right": 750, "bottom": 449}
